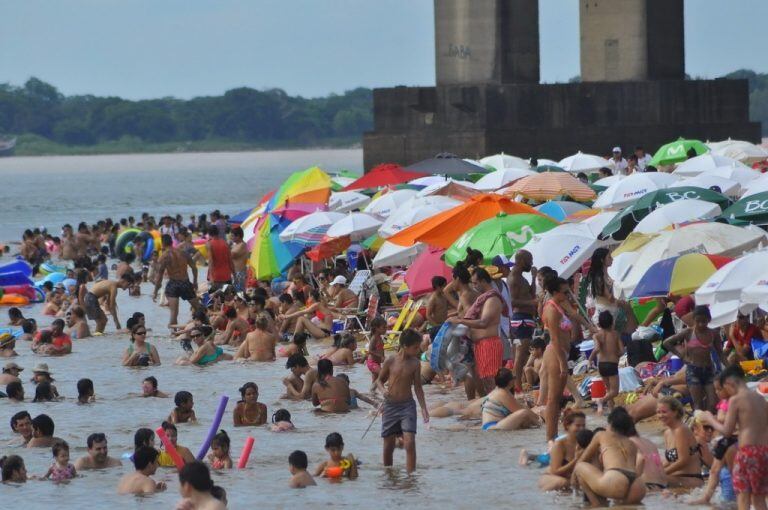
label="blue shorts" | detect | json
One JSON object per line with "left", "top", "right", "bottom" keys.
{"left": 510, "top": 312, "right": 536, "bottom": 340}
{"left": 685, "top": 364, "right": 715, "bottom": 387}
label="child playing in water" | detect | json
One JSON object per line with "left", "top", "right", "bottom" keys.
{"left": 366, "top": 317, "right": 387, "bottom": 382}
{"left": 289, "top": 450, "right": 316, "bottom": 488}
{"left": 313, "top": 432, "right": 358, "bottom": 479}
{"left": 271, "top": 409, "right": 295, "bottom": 432}
{"left": 44, "top": 441, "right": 77, "bottom": 482}
{"left": 77, "top": 378, "right": 94, "bottom": 404}
{"left": 233, "top": 382, "right": 267, "bottom": 426}
{"left": 207, "top": 430, "right": 232, "bottom": 470}
{"left": 169, "top": 391, "right": 196, "bottom": 424}
{"left": 141, "top": 376, "right": 168, "bottom": 398}
{"left": 588, "top": 311, "right": 623, "bottom": 412}
{"left": 523, "top": 337, "right": 545, "bottom": 389}
{"left": 157, "top": 422, "right": 196, "bottom": 466}
{"left": 337, "top": 373, "right": 379, "bottom": 409}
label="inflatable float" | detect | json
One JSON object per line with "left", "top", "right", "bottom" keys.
{"left": 0, "top": 260, "right": 33, "bottom": 277}
{"left": 0, "top": 285, "right": 37, "bottom": 301}
{"left": 34, "top": 271, "right": 67, "bottom": 288}
{"left": 0, "top": 294, "right": 30, "bottom": 306}
{"left": 430, "top": 323, "right": 470, "bottom": 383}
{"left": 39, "top": 261, "right": 67, "bottom": 275}
{"left": 115, "top": 229, "right": 156, "bottom": 262}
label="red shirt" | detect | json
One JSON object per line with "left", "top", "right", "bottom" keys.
{"left": 208, "top": 238, "right": 233, "bottom": 283}
{"left": 52, "top": 334, "right": 72, "bottom": 349}
{"left": 674, "top": 295, "right": 695, "bottom": 319}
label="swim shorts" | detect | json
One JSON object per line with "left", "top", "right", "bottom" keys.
{"left": 598, "top": 361, "right": 619, "bottom": 377}
{"left": 510, "top": 312, "right": 536, "bottom": 340}
{"left": 473, "top": 336, "right": 503, "bottom": 379}
{"left": 233, "top": 270, "right": 246, "bottom": 292}
{"left": 165, "top": 279, "right": 196, "bottom": 301}
{"left": 381, "top": 398, "right": 417, "bottom": 437}
{"left": 365, "top": 357, "right": 381, "bottom": 374}
{"left": 733, "top": 444, "right": 768, "bottom": 494}
{"left": 685, "top": 364, "right": 715, "bottom": 387}
{"left": 84, "top": 292, "right": 103, "bottom": 320}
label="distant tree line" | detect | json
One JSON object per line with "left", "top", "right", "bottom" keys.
{"left": 0, "top": 78, "right": 372, "bottom": 145}
{"left": 724, "top": 69, "right": 768, "bottom": 136}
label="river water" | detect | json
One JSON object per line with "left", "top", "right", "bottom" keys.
{"left": 0, "top": 151, "right": 696, "bottom": 509}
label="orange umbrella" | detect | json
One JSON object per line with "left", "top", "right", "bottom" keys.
{"left": 502, "top": 172, "right": 596, "bottom": 202}
{"left": 305, "top": 236, "right": 351, "bottom": 262}
{"left": 387, "top": 193, "right": 543, "bottom": 248}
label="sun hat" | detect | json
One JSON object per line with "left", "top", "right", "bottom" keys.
{"left": 330, "top": 275, "right": 347, "bottom": 286}
{"left": 32, "top": 362, "right": 51, "bottom": 374}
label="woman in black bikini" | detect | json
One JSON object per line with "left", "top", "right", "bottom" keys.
{"left": 573, "top": 407, "right": 646, "bottom": 506}
{"left": 657, "top": 396, "right": 704, "bottom": 488}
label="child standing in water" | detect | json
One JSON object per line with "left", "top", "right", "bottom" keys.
{"left": 588, "top": 311, "right": 623, "bottom": 412}
{"left": 366, "top": 317, "right": 387, "bottom": 383}
{"left": 44, "top": 441, "right": 77, "bottom": 482}
{"left": 207, "top": 431, "right": 233, "bottom": 469}
{"left": 314, "top": 433, "right": 358, "bottom": 479}
{"left": 168, "top": 391, "right": 196, "bottom": 424}
{"left": 289, "top": 450, "right": 316, "bottom": 488}
{"left": 376, "top": 328, "right": 429, "bottom": 473}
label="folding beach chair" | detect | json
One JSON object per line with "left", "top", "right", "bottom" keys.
{"left": 384, "top": 298, "right": 424, "bottom": 350}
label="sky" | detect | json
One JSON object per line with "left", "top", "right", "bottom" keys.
{"left": 1, "top": 0, "right": 766, "bottom": 100}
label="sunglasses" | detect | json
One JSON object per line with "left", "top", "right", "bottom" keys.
{"left": 135, "top": 331, "right": 147, "bottom": 336}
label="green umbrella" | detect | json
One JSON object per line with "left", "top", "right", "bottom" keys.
{"left": 444, "top": 213, "right": 558, "bottom": 266}
{"left": 599, "top": 186, "right": 732, "bottom": 240}
{"left": 535, "top": 164, "right": 566, "bottom": 173}
{"left": 649, "top": 138, "right": 709, "bottom": 167}
{"left": 720, "top": 192, "right": 768, "bottom": 225}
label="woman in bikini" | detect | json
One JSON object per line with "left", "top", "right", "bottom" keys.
{"left": 277, "top": 331, "right": 308, "bottom": 358}
{"left": 282, "top": 290, "right": 335, "bottom": 340}
{"left": 481, "top": 368, "right": 540, "bottom": 431}
{"left": 122, "top": 323, "right": 161, "bottom": 366}
{"left": 232, "top": 382, "right": 268, "bottom": 426}
{"left": 326, "top": 334, "right": 359, "bottom": 366}
{"left": 234, "top": 317, "right": 277, "bottom": 362}
{"left": 310, "top": 359, "right": 350, "bottom": 413}
{"left": 662, "top": 305, "right": 723, "bottom": 411}
{"left": 573, "top": 406, "right": 646, "bottom": 506}
{"left": 538, "top": 410, "right": 586, "bottom": 491}
{"left": 657, "top": 396, "right": 704, "bottom": 488}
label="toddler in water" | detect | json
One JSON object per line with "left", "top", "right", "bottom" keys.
{"left": 169, "top": 391, "right": 196, "bottom": 423}
{"left": 44, "top": 441, "right": 76, "bottom": 482}
{"left": 271, "top": 409, "right": 295, "bottom": 432}
{"left": 314, "top": 432, "right": 358, "bottom": 479}
{"left": 207, "top": 430, "right": 233, "bottom": 469}
{"left": 365, "top": 317, "right": 387, "bottom": 382}
{"left": 289, "top": 450, "right": 316, "bottom": 488}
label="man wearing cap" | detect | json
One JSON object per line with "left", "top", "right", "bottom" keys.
{"left": 154, "top": 234, "right": 201, "bottom": 328}
{"left": 328, "top": 275, "right": 359, "bottom": 310}
{"left": 0, "top": 361, "right": 23, "bottom": 385}
{"left": 608, "top": 147, "right": 628, "bottom": 175}
{"left": 508, "top": 250, "right": 538, "bottom": 393}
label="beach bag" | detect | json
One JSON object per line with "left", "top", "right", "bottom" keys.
{"left": 751, "top": 338, "right": 768, "bottom": 361}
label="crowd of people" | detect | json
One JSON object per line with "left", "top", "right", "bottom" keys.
{"left": 3, "top": 203, "right": 768, "bottom": 510}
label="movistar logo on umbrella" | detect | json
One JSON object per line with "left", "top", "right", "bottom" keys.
{"left": 505, "top": 225, "right": 535, "bottom": 244}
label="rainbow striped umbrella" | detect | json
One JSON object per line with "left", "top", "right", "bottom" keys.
{"left": 631, "top": 253, "right": 733, "bottom": 299}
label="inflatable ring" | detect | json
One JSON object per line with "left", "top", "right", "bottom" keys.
{"left": 339, "top": 459, "right": 351, "bottom": 470}
{"left": 115, "top": 229, "right": 154, "bottom": 262}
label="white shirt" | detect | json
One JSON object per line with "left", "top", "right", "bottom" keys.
{"left": 609, "top": 157, "right": 629, "bottom": 175}
{"left": 636, "top": 153, "right": 652, "bottom": 171}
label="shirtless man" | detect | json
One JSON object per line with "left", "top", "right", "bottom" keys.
{"left": 117, "top": 446, "right": 166, "bottom": 495}
{"left": 27, "top": 414, "right": 63, "bottom": 448}
{"left": 277, "top": 294, "right": 300, "bottom": 338}
{"left": 20, "top": 231, "right": 40, "bottom": 265}
{"left": 214, "top": 307, "right": 250, "bottom": 346}
{"left": 84, "top": 273, "right": 134, "bottom": 333}
{"left": 10, "top": 411, "right": 33, "bottom": 445}
{"left": 282, "top": 354, "right": 318, "bottom": 400}
{"left": 376, "top": 329, "right": 429, "bottom": 473}
{"left": 426, "top": 276, "right": 448, "bottom": 340}
{"left": 60, "top": 224, "right": 77, "bottom": 261}
{"left": 234, "top": 317, "right": 277, "bottom": 361}
{"left": 449, "top": 268, "right": 504, "bottom": 396}
{"left": 702, "top": 365, "right": 768, "bottom": 510}
{"left": 153, "top": 234, "right": 200, "bottom": 328}
{"left": 230, "top": 226, "right": 248, "bottom": 292}
{"left": 75, "top": 222, "right": 94, "bottom": 258}
{"left": 509, "top": 250, "right": 538, "bottom": 393}
{"left": 0, "top": 361, "right": 23, "bottom": 386}
{"left": 74, "top": 433, "right": 122, "bottom": 470}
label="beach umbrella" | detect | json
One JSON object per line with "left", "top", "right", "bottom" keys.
{"left": 330, "top": 170, "right": 359, "bottom": 191}
{"left": 279, "top": 211, "right": 346, "bottom": 246}
{"left": 305, "top": 236, "right": 351, "bottom": 262}
{"left": 707, "top": 139, "right": 744, "bottom": 151}
{"left": 535, "top": 164, "right": 567, "bottom": 173}
{"left": 409, "top": 175, "right": 448, "bottom": 187}
{"left": 502, "top": 172, "right": 596, "bottom": 202}
{"left": 329, "top": 191, "right": 371, "bottom": 213}
{"left": 708, "top": 164, "right": 761, "bottom": 187}
{"left": 695, "top": 251, "right": 768, "bottom": 306}
{"left": 325, "top": 213, "right": 382, "bottom": 241}
{"left": 674, "top": 174, "right": 741, "bottom": 198}
{"left": 228, "top": 207, "right": 255, "bottom": 225}
{"left": 631, "top": 253, "right": 733, "bottom": 298}
{"left": 526, "top": 231, "right": 606, "bottom": 279}
{"left": 714, "top": 141, "right": 768, "bottom": 164}
{"left": 650, "top": 138, "right": 709, "bottom": 167}
{"left": 404, "top": 248, "right": 453, "bottom": 298}
{"left": 672, "top": 154, "right": 749, "bottom": 178}
{"left": 741, "top": 276, "right": 768, "bottom": 311}
{"left": 558, "top": 152, "right": 611, "bottom": 173}
{"left": 594, "top": 175, "right": 624, "bottom": 187}
{"left": 633, "top": 199, "right": 722, "bottom": 234}
{"left": 535, "top": 201, "right": 589, "bottom": 222}
{"left": 721, "top": 192, "right": 768, "bottom": 225}
{"left": 444, "top": 213, "right": 558, "bottom": 266}
{"left": 407, "top": 152, "right": 485, "bottom": 176}
{"left": 474, "top": 168, "right": 536, "bottom": 191}
{"left": 372, "top": 241, "right": 426, "bottom": 268}
{"left": 363, "top": 189, "right": 419, "bottom": 219}
{"left": 614, "top": 223, "right": 767, "bottom": 298}
{"left": 387, "top": 194, "right": 543, "bottom": 249}
{"left": 740, "top": 175, "right": 768, "bottom": 199}
{"left": 479, "top": 153, "right": 530, "bottom": 171}
{"left": 379, "top": 201, "right": 460, "bottom": 238}
{"left": 592, "top": 172, "right": 678, "bottom": 209}
{"left": 343, "top": 163, "right": 428, "bottom": 191}
{"left": 417, "top": 179, "right": 477, "bottom": 198}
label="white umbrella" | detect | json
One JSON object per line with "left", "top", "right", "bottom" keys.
{"left": 714, "top": 141, "right": 768, "bottom": 164}
{"left": 672, "top": 153, "right": 747, "bottom": 178}
{"left": 593, "top": 173, "right": 678, "bottom": 209}
{"left": 558, "top": 151, "right": 611, "bottom": 173}
{"left": 709, "top": 164, "right": 761, "bottom": 187}
{"left": 594, "top": 175, "right": 624, "bottom": 187}
{"left": 416, "top": 178, "right": 476, "bottom": 197}
{"left": 741, "top": 279, "right": 768, "bottom": 311}
{"left": 379, "top": 200, "right": 459, "bottom": 238}
{"left": 409, "top": 175, "right": 447, "bottom": 187}
{"left": 546, "top": 211, "right": 619, "bottom": 239}
{"left": 707, "top": 138, "right": 742, "bottom": 151}
{"left": 633, "top": 199, "right": 722, "bottom": 234}
{"left": 674, "top": 174, "right": 741, "bottom": 198}
{"left": 329, "top": 191, "right": 371, "bottom": 213}
{"left": 474, "top": 168, "right": 536, "bottom": 191}
{"left": 372, "top": 241, "right": 426, "bottom": 268}
{"left": 740, "top": 175, "right": 768, "bottom": 198}
{"left": 480, "top": 153, "right": 530, "bottom": 171}
{"left": 279, "top": 211, "right": 346, "bottom": 245}
{"left": 707, "top": 300, "right": 744, "bottom": 328}
{"left": 363, "top": 189, "right": 418, "bottom": 219}
{"left": 535, "top": 158, "right": 560, "bottom": 167}
{"left": 325, "top": 213, "right": 382, "bottom": 241}
{"left": 615, "top": 223, "right": 767, "bottom": 298}
{"left": 695, "top": 251, "right": 768, "bottom": 306}
{"left": 526, "top": 232, "right": 605, "bottom": 279}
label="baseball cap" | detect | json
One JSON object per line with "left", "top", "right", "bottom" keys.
{"left": 612, "top": 146, "right": 621, "bottom": 153}
{"left": 330, "top": 275, "right": 347, "bottom": 286}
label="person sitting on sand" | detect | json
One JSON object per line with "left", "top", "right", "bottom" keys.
{"left": 122, "top": 324, "right": 161, "bottom": 367}
{"left": 233, "top": 382, "right": 267, "bottom": 426}
{"left": 67, "top": 306, "right": 91, "bottom": 339}
{"left": 276, "top": 293, "right": 300, "bottom": 339}
{"left": 288, "top": 450, "right": 316, "bottom": 488}
{"left": 523, "top": 337, "right": 545, "bottom": 389}
{"left": 311, "top": 359, "right": 350, "bottom": 413}
{"left": 234, "top": 317, "right": 277, "bottom": 362}
{"left": 177, "top": 326, "right": 231, "bottom": 366}
{"left": 657, "top": 396, "right": 704, "bottom": 488}
{"left": 176, "top": 461, "right": 227, "bottom": 510}
{"left": 573, "top": 407, "right": 646, "bottom": 506}
{"left": 481, "top": 368, "right": 541, "bottom": 431}
{"left": 282, "top": 354, "right": 317, "bottom": 400}
{"left": 74, "top": 433, "right": 122, "bottom": 470}
{"left": 117, "top": 446, "right": 166, "bottom": 495}
{"left": 537, "top": 411, "right": 587, "bottom": 491}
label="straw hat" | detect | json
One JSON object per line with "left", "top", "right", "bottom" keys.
{"left": 32, "top": 363, "right": 52, "bottom": 375}
{"left": 3, "top": 361, "right": 23, "bottom": 372}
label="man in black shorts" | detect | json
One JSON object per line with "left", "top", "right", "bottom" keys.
{"left": 153, "top": 235, "right": 200, "bottom": 328}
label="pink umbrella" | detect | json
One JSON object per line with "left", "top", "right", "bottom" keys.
{"left": 404, "top": 248, "right": 453, "bottom": 298}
